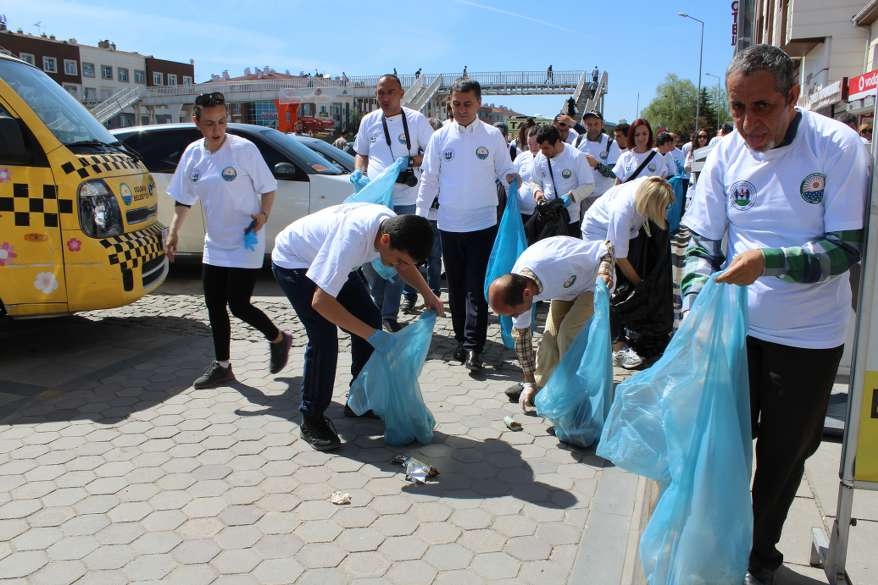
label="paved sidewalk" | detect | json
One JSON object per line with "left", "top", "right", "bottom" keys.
{"left": 0, "top": 287, "right": 641, "bottom": 585}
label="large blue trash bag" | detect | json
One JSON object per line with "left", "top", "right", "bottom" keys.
{"left": 347, "top": 311, "right": 437, "bottom": 445}
{"left": 344, "top": 157, "right": 406, "bottom": 206}
{"left": 534, "top": 278, "right": 613, "bottom": 448}
{"left": 597, "top": 276, "right": 752, "bottom": 585}
{"left": 484, "top": 180, "right": 529, "bottom": 348}
{"left": 667, "top": 176, "right": 688, "bottom": 234}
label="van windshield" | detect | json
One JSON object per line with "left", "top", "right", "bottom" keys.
{"left": 257, "top": 128, "right": 345, "bottom": 175}
{"left": 0, "top": 58, "right": 119, "bottom": 149}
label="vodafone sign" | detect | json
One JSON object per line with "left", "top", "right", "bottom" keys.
{"left": 849, "top": 69, "right": 878, "bottom": 101}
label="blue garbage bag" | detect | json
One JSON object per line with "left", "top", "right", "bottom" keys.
{"left": 348, "top": 311, "right": 437, "bottom": 445}
{"left": 345, "top": 157, "right": 406, "bottom": 206}
{"left": 667, "top": 176, "right": 688, "bottom": 234}
{"left": 349, "top": 169, "right": 371, "bottom": 193}
{"left": 534, "top": 278, "right": 613, "bottom": 448}
{"left": 484, "top": 180, "right": 529, "bottom": 348}
{"left": 597, "top": 276, "right": 752, "bottom": 585}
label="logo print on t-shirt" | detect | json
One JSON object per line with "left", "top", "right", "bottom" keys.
{"left": 190, "top": 171, "right": 200, "bottom": 182}
{"left": 561, "top": 169, "right": 572, "bottom": 179}
{"left": 729, "top": 180, "right": 757, "bottom": 210}
{"left": 369, "top": 134, "right": 378, "bottom": 144}
{"left": 647, "top": 163, "right": 656, "bottom": 172}
{"left": 221, "top": 167, "right": 237, "bottom": 182}
{"left": 563, "top": 274, "right": 577, "bottom": 288}
{"left": 800, "top": 173, "right": 826, "bottom": 205}
{"left": 443, "top": 149, "right": 455, "bottom": 161}
{"left": 398, "top": 133, "right": 408, "bottom": 145}
{"left": 475, "top": 146, "right": 489, "bottom": 160}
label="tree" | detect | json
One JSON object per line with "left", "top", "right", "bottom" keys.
{"left": 641, "top": 74, "right": 698, "bottom": 136}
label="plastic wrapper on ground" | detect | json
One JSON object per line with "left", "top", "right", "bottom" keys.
{"left": 348, "top": 311, "right": 437, "bottom": 445}
{"left": 534, "top": 279, "right": 613, "bottom": 448}
{"left": 597, "top": 276, "right": 752, "bottom": 585}
{"left": 484, "top": 180, "right": 529, "bottom": 348}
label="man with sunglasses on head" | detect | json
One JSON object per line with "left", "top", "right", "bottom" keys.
{"left": 165, "top": 92, "right": 291, "bottom": 390}
{"left": 354, "top": 74, "right": 435, "bottom": 331}
{"left": 553, "top": 114, "right": 580, "bottom": 145}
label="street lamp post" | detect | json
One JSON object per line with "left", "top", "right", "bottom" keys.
{"left": 705, "top": 72, "right": 721, "bottom": 130}
{"left": 679, "top": 12, "right": 704, "bottom": 138}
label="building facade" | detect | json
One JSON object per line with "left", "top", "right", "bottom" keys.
{"left": 0, "top": 29, "right": 82, "bottom": 97}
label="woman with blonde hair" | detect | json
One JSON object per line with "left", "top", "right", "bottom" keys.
{"left": 582, "top": 176, "right": 675, "bottom": 368}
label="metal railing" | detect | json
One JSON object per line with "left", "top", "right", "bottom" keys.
{"left": 90, "top": 86, "right": 144, "bottom": 123}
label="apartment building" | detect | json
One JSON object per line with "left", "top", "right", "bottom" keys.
{"left": 0, "top": 28, "right": 82, "bottom": 97}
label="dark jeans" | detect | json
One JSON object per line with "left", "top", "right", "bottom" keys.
{"left": 747, "top": 336, "right": 844, "bottom": 574}
{"left": 272, "top": 265, "right": 380, "bottom": 418}
{"left": 202, "top": 264, "right": 279, "bottom": 362}
{"left": 440, "top": 225, "right": 497, "bottom": 353}
{"left": 425, "top": 219, "right": 443, "bottom": 295}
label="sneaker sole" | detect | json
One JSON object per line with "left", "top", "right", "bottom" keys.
{"left": 193, "top": 375, "right": 235, "bottom": 390}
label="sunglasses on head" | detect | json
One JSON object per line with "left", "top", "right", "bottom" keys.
{"left": 195, "top": 92, "right": 225, "bottom": 107}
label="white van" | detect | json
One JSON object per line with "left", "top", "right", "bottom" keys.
{"left": 112, "top": 123, "right": 354, "bottom": 257}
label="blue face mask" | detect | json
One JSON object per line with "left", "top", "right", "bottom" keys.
{"left": 371, "top": 257, "right": 398, "bottom": 281}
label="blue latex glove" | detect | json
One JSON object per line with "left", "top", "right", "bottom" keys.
{"left": 367, "top": 329, "right": 394, "bottom": 354}
{"left": 560, "top": 194, "right": 573, "bottom": 207}
{"left": 243, "top": 219, "right": 259, "bottom": 251}
{"left": 398, "top": 156, "right": 411, "bottom": 171}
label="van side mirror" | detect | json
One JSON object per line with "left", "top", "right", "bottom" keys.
{"left": 273, "top": 162, "right": 298, "bottom": 179}
{"left": 0, "top": 116, "right": 30, "bottom": 164}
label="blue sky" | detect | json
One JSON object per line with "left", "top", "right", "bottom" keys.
{"left": 4, "top": 0, "right": 735, "bottom": 122}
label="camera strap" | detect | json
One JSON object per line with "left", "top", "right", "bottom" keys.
{"left": 546, "top": 156, "right": 560, "bottom": 198}
{"left": 381, "top": 110, "right": 412, "bottom": 160}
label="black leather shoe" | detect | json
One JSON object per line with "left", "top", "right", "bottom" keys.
{"left": 452, "top": 343, "right": 466, "bottom": 362}
{"left": 382, "top": 318, "right": 404, "bottom": 333}
{"left": 300, "top": 415, "right": 341, "bottom": 451}
{"left": 505, "top": 383, "right": 523, "bottom": 402}
{"left": 465, "top": 350, "right": 483, "bottom": 371}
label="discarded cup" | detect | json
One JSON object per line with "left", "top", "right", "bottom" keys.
{"left": 391, "top": 454, "right": 439, "bottom": 484}
{"left": 330, "top": 491, "right": 351, "bottom": 505}
{"left": 504, "top": 415, "right": 523, "bottom": 431}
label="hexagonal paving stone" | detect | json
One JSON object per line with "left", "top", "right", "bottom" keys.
{"left": 294, "top": 500, "right": 337, "bottom": 521}
{"left": 333, "top": 507, "right": 377, "bottom": 529}
{"left": 256, "top": 511, "right": 300, "bottom": 535}
{"left": 336, "top": 527, "right": 385, "bottom": 552}
{"left": 0, "top": 518, "right": 29, "bottom": 541}
{"left": 294, "top": 520, "right": 343, "bottom": 543}
{"left": 172, "top": 537, "right": 221, "bottom": 565}
{"left": 0, "top": 550, "right": 48, "bottom": 577}
{"left": 253, "top": 534, "right": 305, "bottom": 559}
{"left": 28, "top": 507, "right": 76, "bottom": 528}
{"left": 370, "top": 514, "right": 419, "bottom": 537}
{"left": 0, "top": 498, "right": 41, "bottom": 519}
{"left": 296, "top": 543, "right": 346, "bottom": 569}
{"left": 433, "top": 568, "right": 490, "bottom": 585}
{"left": 378, "top": 535, "right": 429, "bottom": 561}
{"left": 211, "top": 548, "right": 262, "bottom": 574}
{"left": 215, "top": 525, "right": 262, "bottom": 550}
{"left": 505, "top": 534, "right": 553, "bottom": 561}
{"left": 75, "top": 495, "right": 120, "bottom": 515}
{"left": 183, "top": 497, "right": 227, "bottom": 519}
{"left": 224, "top": 486, "right": 263, "bottom": 506}
{"left": 424, "top": 542, "right": 475, "bottom": 571}
{"left": 219, "top": 505, "right": 264, "bottom": 526}
{"left": 534, "top": 522, "right": 582, "bottom": 546}
{"left": 95, "top": 523, "right": 144, "bottom": 546}
{"left": 85, "top": 478, "right": 128, "bottom": 496}
{"left": 83, "top": 545, "right": 137, "bottom": 570}
{"left": 116, "top": 483, "right": 159, "bottom": 503}
{"left": 107, "top": 502, "right": 151, "bottom": 523}
{"left": 122, "top": 553, "right": 176, "bottom": 581}
{"left": 46, "top": 535, "right": 99, "bottom": 560}
{"left": 29, "top": 559, "right": 87, "bottom": 585}
{"left": 252, "top": 557, "right": 305, "bottom": 585}
{"left": 450, "top": 508, "right": 493, "bottom": 530}
{"left": 72, "top": 569, "right": 129, "bottom": 585}
{"left": 414, "top": 522, "right": 461, "bottom": 545}
{"left": 470, "top": 551, "right": 521, "bottom": 579}
{"left": 339, "top": 551, "right": 391, "bottom": 578}
{"left": 493, "top": 514, "right": 538, "bottom": 538}
{"left": 148, "top": 490, "right": 193, "bottom": 511}
{"left": 12, "top": 527, "right": 64, "bottom": 551}
{"left": 164, "top": 563, "right": 218, "bottom": 585}
{"left": 141, "top": 509, "right": 186, "bottom": 532}
{"left": 385, "top": 559, "right": 437, "bottom": 585}
{"left": 13, "top": 480, "right": 55, "bottom": 499}
{"left": 458, "top": 528, "right": 508, "bottom": 553}
{"left": 519, "top": 559, "right": 570, "bottom": 583}
{"left": 132, "top": 531, "right": 182, "bottom": 554}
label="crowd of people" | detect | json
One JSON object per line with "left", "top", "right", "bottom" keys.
{"left": 163, "top": 45, "right": 868, "bottom": 585}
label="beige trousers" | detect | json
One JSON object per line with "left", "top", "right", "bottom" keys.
{"left": 534, "top": 292, "right": 594, "bottom": 388}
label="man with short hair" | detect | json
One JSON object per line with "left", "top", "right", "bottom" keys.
{"left": 613, "top": 122, "right": 630, "bottom": 151}
{"left": 416, "top": 78, "right": 518, "bottom": 371}
{"left": 354, "top": 74, "right": 435, "bottom": 331}
{"left": 575, "top": 110, "right": 622, "bottom": 206}
{"left": 531, "top": 124, "right": 595, "bottom": 236}
{"left": 166, "top": 91, "right": 291, "bottom": 390}
{"left": 488, "top": 236, "right": 613, "bottom": 408}
{"left": 553, "top": 113, "right": 580, "bottom": 145}
{"left": 272, "top": 203, "right": 443, "bottom": 450}
{"left": 681, "top": 44, "right": 869, "bottom": 585}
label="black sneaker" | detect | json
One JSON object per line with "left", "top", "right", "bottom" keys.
{"left": 269, "top": 331, "right": 292, "bottom": 374}
{"left": 382, "top": 318, "right": 404, "bottom": 333}
{"left": 452, "top": 343, "right": 466, "bottom": 362}
{"left": 193, "top": 362, "right": 235, "bottom": 389}
{"left": 343, "top": 402, "right": 379, "bottom": 419}
{"left": 465, "top": 350, "right": 483, "bottom": 371}
{"left": 505, "top": 383, "right": 523, "bottom": 403}
{"left": 300, "top": 415, "right": 341, "bottom": 451}
{"left": 401, "top": 297, "right": 417, "bottom": 314}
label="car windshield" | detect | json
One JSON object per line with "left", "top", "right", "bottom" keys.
{"left": 257, "top": 128, "right": 344, "bottom": 175}
{"left": 0, "top": 58, "right": 120, "bottom": 149}
{"left": 300, "top": 138, "right": 355, "bottom": 172}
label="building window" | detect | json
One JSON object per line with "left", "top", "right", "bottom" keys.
{"left": 63, "top": 59, "right": 78, "bottom": 76}
{"left": 101, "top": 65, "right": 113, "bottom": 80}
{"left": 19, "top": 52, "right": 35, "bottom": 65}
{"left": 82, "top": 62, "right": 95, "bottom": 78}
{"left": 118, "top": 67, "right": 129, "bottom": 83}
{"left": 183, "top": 76, "right": 193, "bottom": 86}
{"left": 63, "top": 84, "right": 79, "bottom": 97}
{"left": 134, "top": 70, "right": 146, "bottom": 84}
{"left": 167, "top": 74, "right": 177, "bottom": 86}
{"left": 84, "top": 87, "right": 97, "bottom": 103}
{"left": 152, "top": 71, "right": 163, "bottom": 85}
{"left": 43, "top": 56, "right": 57, "bottom": 73}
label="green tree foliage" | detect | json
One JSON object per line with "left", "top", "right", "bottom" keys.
{"left": 641, "top": 74, "right": 730, "bottom": 138}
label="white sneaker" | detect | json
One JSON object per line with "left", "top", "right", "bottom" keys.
{"left": 617, "top": 347, "right": 643, "bottom": 370}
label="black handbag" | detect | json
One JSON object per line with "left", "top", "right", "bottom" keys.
{"left": 524, "top": 199, "right": 570, "bottom": 245}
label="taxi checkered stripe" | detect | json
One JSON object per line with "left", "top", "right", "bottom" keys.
{"left": 0, "top": 183, "right": 72, "bottom": 227}
{"left": 99, "top": 223, "right": 165, "bottom": 292}
{"left": 60, "top": 154, "right": 145, "bottom": 180}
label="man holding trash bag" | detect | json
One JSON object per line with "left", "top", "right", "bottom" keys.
{"left": 681, "top": 45, "right": 869, "bottom": 585}
{"left": 272, "top": 203, "right": 443, "bottom": 451}
{"left": 488, "top": 236, "right": 614, "bottom": 410}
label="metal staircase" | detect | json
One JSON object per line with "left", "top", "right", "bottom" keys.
{"left": 407, "top": 75, "right": 444, "bottom": 112}
{"left": 401, "top": 76, "right": 424, "bottom": 107}
{"left": 564, "top": 72, "right": 590, "bottom": 116}
{"left": 582, "top": 71, "right": 608, "bottom": 116}
{"left": 90, "top": 87, "right": 144, "bottom": 124}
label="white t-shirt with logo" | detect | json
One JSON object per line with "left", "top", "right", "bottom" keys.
{"left": 271, "top": 202, "right": 395, "bottom": 297}
{"left": 682, "top": 109, "right": 869, "bottom": 348}
{"left": 665, "top": 149, "right": 685, "bottom": 177}
{"left": 416, "top": 120, "right": 515, "bottom": 232}
{"left": 563, "top": 128, "right": 579, "bottom": 145}
{"left": 353, "top": 107, "right": 435, "bottom": 206}
{"left": 532, "top": 143, "right": 595, "bottom": 223}
{"left": 612, "top": 149, "right": 669, "bottom": 183}
{"left": 581, "top": 177, "right": 649, "bottom": 259}
{"left": 168, "top": 133, "right": 278, "bottom": 269}
{"left": 514, "top": 150, "right": 538, "bottom": 215}
{"left": 576, "top": 133, "right": 622, "bottom": 197}
{"left": 511, "top": 236, "right": 607, "bottom": 329}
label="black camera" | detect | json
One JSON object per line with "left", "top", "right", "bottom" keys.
{"left": 396, "top": 169, "right": 418, "bottom": 187}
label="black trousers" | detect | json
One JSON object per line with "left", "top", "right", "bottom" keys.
{"left": 747, "top": 336, "right": 843, "bottom": 574}
{"left": 202, "top": 264, "right": 279, "bottom": 362}
{"left": 440, "top": 225, "right": 497, "bottom": 353}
